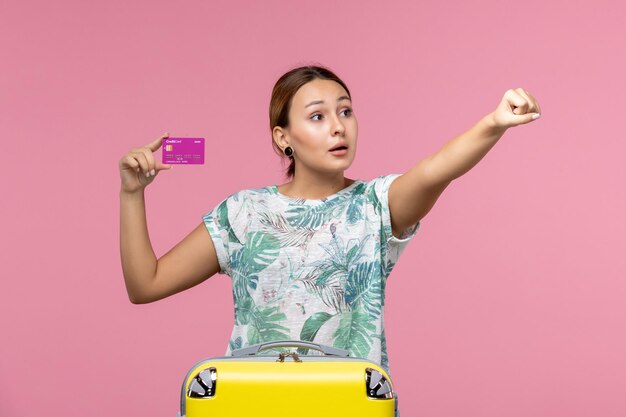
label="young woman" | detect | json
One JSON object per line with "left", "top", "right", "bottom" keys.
{"left": 119, "top": 65, "right": 541, "bottom": 416}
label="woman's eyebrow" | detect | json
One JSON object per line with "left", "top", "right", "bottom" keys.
{"left": 305, "top": 96, "right": 351, "bottom": 108}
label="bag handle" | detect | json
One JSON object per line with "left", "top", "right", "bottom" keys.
{"left": 231, "top": 340, "right": 349, "bottom": 357}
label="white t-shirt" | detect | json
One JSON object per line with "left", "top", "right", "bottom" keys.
{"left": 202, "top": 174, "right": 420, "bottom": 375}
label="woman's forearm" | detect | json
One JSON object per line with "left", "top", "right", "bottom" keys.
{"left": 384, "top": 89, "right": 541, "bottom": 231}
{"left": 425, "top": 112, "right": 508, "bottom": 185}
{"left": 119, "top": 190, "right": 157, "bottom": 303}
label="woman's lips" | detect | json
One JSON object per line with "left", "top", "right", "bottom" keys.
{"left": 329, "top": 148, "right": 348, "bottom": 156}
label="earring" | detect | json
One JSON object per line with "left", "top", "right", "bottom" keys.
{"left": 284, "top": 146, "right": 293, "bottom": 157}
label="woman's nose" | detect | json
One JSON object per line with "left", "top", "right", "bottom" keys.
{"left": 331, "top": 114, "right": 345, "bottom": 135}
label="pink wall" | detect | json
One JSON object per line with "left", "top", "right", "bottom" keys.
{"left": 2, "top": 0, "right": 625, "bottom": 416}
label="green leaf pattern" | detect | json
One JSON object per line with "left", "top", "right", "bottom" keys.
{"left": 202, "top": 174, "right": 419, "bottom": 374}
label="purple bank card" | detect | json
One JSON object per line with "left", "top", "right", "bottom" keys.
{"left": 162, "top": 137, "right": 205, "bottom": 164}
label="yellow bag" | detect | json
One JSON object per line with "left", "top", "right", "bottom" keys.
{"left": 178, "top": 340, "right": 396, "bottom": 417}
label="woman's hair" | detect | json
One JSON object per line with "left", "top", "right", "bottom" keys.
{"left": 269, "top": 64, "right": 352, "bottom": 179}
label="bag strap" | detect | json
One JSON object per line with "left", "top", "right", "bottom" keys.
{"left": 231, "top": 340, "right": 349, "bottom": 357}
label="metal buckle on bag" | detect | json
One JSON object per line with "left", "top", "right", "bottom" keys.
{"left": 365, "top": 368, "right": 394, "bottom": 399}
{"left": 276, "top": 351, "right": 302, "bottom": 362}
{"left": 187, "top": 367, "right": 217, "bottom": 398}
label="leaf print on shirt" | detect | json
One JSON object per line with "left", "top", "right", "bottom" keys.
{"left": 234, "top": 292, "right": 254, "bottom": 325}
{"left": 379, "top": 329, "right": 389, "bottom": 372}
{"left": 247, "top": 305, "right": 291, "bottom": 345}
{"left": 346, "top": 193, "right": 366, "bottom": 225}
{"left": 256, "top": 210, "right": 317, "bottom": 249}
{"left": 229, "top": 336, "right": 243, "bottom": 352}
{"left": 333, "top": 310, "right": 377, "bottom": 358}
{"left": 207, "top": 175, "right": 418, "bottom": 370}
{"left": 345, "top": 261, "right": 383, "bottom": 319}
{"left": 297, "top": 311, "right": 334, "bottom": 355}
{"left": 230, "top": 231, "right": 280, "bottom": 325}
{"left": 300, "top": 312, "right": 334, "bottom": 341}
{"left": 381, "top": 257, "right": 394, "bottom": 282}
{"left": 366, "top": 181, "right": 383, "bottom": 216}
{"left": 309, "top": 233, "right": 372, "bottom": 287}
{"left": 284, "top": 195, "right": 351, "bottom": 228}
{"left": 297, "top": 269, "right": 347, "bottom": 313}
{"left": 216, "top": 199, "right": 241, "bottom": 245}
{"left": 230, "top": 231, "right": 280, "bottom": 279}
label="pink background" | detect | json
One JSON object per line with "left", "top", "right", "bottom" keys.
{"left": 2, "top": 0, "right": 625, "bottom": 416}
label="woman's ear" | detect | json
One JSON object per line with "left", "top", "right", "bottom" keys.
{"left": 273, "top": 126, "right": 289, "bottom": 149}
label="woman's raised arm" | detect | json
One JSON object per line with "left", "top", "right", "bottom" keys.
{"left": 388, "top": 88, "right": 542, "bottom": 234}
{"left": 118, "top": 134, "right": 220, "bottom": 304}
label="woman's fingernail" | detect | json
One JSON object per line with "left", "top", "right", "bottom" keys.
{"left": 532, "top": 113, "right": 541, "bottom": 120}
{"left": 145, "top": 172, "right": 150, "bottom": 178}
{"left": 151, "top": 169, "right": 155, "bottom": 176}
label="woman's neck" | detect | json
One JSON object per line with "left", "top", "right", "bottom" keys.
{"left": 277, "top": 173, "right": 355, "bottom": 200}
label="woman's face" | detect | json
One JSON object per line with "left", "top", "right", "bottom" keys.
{"left": 283, "top": 79, "right": 358, "bottom": 176}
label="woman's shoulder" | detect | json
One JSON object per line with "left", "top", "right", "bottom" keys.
{"left": 360, "top": 174, "right": 403, "bottom": 194}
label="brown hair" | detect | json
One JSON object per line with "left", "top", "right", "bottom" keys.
{"left": 269, "top": 64, "right": 352, "bottom": 179}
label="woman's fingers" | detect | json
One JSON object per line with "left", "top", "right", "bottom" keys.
{"left": 137, "top": 147, "right": 157, "bottom": 176}
{"left": 146, "top": 132, "right": 169, "bottom": 152}
{"left": 130, "top": 133, "right": 169, "bottom": 177}
{"left": 120, "top": 132, "right": 171, "bottom": 178}
{"left": 145, "top": 132, "right": 170, "bottom": 176}
{"left": 118, "top": 133, "right": 174, "bottom": 194}
{"left": 509, "top": 89, "right": 529, "bottom": 115}
{"left": 133, "top": 151, "right": 150, "bottom": 176}
{"left": 526, "top": 91, "right": 541, "bottom": 114}
{"left": 514, "top": 88, "right": 540, "bottom": 115}
{"left": 120, "top": 154, "right": 140, "bottom": 171}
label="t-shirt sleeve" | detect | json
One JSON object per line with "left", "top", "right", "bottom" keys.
{"left": 201, "top": 197, "right": 233, "bottom": 276}
{"left": 371, "top": 173, "right": 421, "bottom": 271}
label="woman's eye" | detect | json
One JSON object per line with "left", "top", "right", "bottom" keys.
{"left": 310, "top": 109, "right": 352, "bottom": 121}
